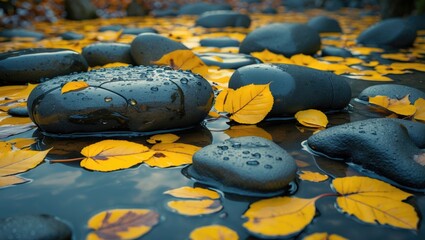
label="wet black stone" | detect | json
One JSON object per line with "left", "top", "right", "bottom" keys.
{"left": 200, "top": 37, "right": 240, "bottom": 48}
{"left": 60, "top": 31, "right": 84, "bottom": 40}
{"left": 151, "top": 9, "right": 178, "bottom": 17}
{"left": 189, "top": 136, "right": 297, "bottom": 196}
{"left": 7, "top": 107, "right": 29, "bottom": 117}
{"left": 307, "top": 16, "right": 342, "bottom": 33}
{"left": 239, "top": 23, "right": 321, "bottom": 57}
{"left": 82, "top": 43, "right": 134, "bottom": 67}
{"left": 406, "top": 15, "right": 425, "bottom": 31}
{"left": 178, "top": 2, "right": 232, "bottom": 15}
{"left": 357, "top": 18, "right": 417, "bottom": 49}
{"left": 229, "top": 64, "right": 351, "bottom": 116}
{"left": 122, "top": 27, "right": 158, "bottom": 35}
{"left": 27, "top": 66, "right": 213, "bottom": 135}
{"left": 198, "top": 52, "right": 260, "bottom": 69}
{"left": 307, "top": 118, "right": 425, "bottom": 189}
{"left": 262, "top": 7, "right": 277, "bottom": 14}
{"left": 0, "top": 29, "right": 44, "bottom": 40}
{"left": 0, "top": 48, "right": 88, "bottom": 85}
{"left": 321, "top": 46, "right": 353, "bottom": 57}
{"left": 64, "top": 0, "right": 97, "bottom": 20}
{"left": 195, "top": 11, "right": 251, "bottom": 28}
{"left": 358, "top": 84, "right": 425, "bottom": 103}
{"left": 98, "top": 25, "right": 122, "bottom": 32}
{"left": 0, "top": 214, "right": 71, "bottom": 240}
{"left": 130, "top": 33, "right": 188, "bottom": 66}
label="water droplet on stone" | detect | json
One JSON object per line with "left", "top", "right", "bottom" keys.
{"left": 359, "top": 130, "right": 366, "bottom": 134}
{"left": 276, "top": 157, "right": 283, "bottom": 161}
{"left": 129, "top": 99, "right": 137, "bottom": 106}
{"left": 252, "top": 153, "right": 261, "bottom": 158}
{"left": 242, "top": 150, "right": 250, "bottom": 154}
{"left": 217, "top": 145, "right": 229, "bottom": 150}
{"left": 147, "top": 78, "right": 153, "bottom": 81}
{"left": 246, "top": 160, "right": 259, "bottom": 166}
{"left": 104, "top": 97, "right": 112, "bottom": 102}
{"left": 151, "top": 87, "right": 158, "bottom": 91}
{"left": 180, "top": 78, "right": 188, "bottom": 84}
{"left": 264, "top": 164, "right": 272, "bottom": 169}
{"left": 223, "top": 157, "right": 229, "bottom": 161}
{"left": 232, "top": 142, "right": 241, "bottom": 148}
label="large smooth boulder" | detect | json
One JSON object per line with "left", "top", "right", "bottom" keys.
{"left": 358, "top": 84, "right": 425, "bottom": 103}
{"left": 178, "top": 2, "right": 232, "bottom": 15}
{"left": 0, "top": 48, "right": 88, "bottom": 85}
{"left": 307, "top": 118, "right": 425, "bottom": 189}
{"left": 82, "top": 43, "right": 134, "bottom": 67}
{"left": 229, "top": 64, "right": 351, "bottom": 116}
{"left": 357, "top": 18, "right": 416, "bottom": 49}
{"left": 239, "top": 23, "right": 321, "bottom": 57}
{"left": 188, "top": 136, "right": 297, "bottom": 196}
{"left": 27, "top": 66, "right": 213, "bottom": 135}
{"left": 307, "top": 16, "right": 342, "bottom": 33}
{"left": 195, "top": 11, "right": 251, "bottom": 28}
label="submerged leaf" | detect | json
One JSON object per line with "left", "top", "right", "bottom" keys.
{"left": 144, "top": 143, "right": 200, "bottom": 168}
{"left": 61, "top": 81, "right": 89, "bottom": 94}
{"left": 298, "top": 171, "right": 329, "bottom": 182}
{"left": 189, "top": 225, "right": 239, "bottom": 240}
{"left": 167, "top": 199, "right": 223, "bottom": 216}
{"left": 164, "top": 186, "right": 220, "bottom": 200}
{"left": 146, "top": 133, "right": 180, "bottom": 144}
{"left": 0, "top": 149, "right": 50, "bottom": 177}
{"left": 295, "top": 109, "right": 328, "bottom": 128}
{"left": 225, "top": 125, "right": 272, "bottom": 140}
{"left": 153, "top": 49, "right": 208, "bottom": 76}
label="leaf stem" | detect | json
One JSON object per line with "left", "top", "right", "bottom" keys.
{"left": 316, "top": 192, "right": 340, "bottom": 199}
{"left": 49, "top": 157, "right": 84, "bottom": 163}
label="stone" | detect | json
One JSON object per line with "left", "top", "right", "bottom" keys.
{"left": 0, "top": 214, "right": 72, "bottom": 240}
{"left": 151, "top": 9, "right": 178, "bottom": 17}
{"left": 406, "top": 15, "right": 425, "bottom": 31}
{"left": 98, "top": 25, "right": 122, "bottom": 32}
{"left": 82, "top": 43, "right": 134, "bottom": 67}
{"left": 357, "top": 18, "right": 416, "bottom": 49}
{"left": 130, "top": 33, "right": 188, "bottom": 66}
{"left": 0, "top": 29, "right": 44, "bottom": 40}
{"left": 27, "top": 66, "right": 213, "bottom": 135}
{"left": 307, "top": 118, "right": 425, "bottom": 189}
{"left": 200, "top": 37, "right": 240, "bottom": 48}
{"left": 60, "top": 31, "right": 84, "bottom": 40}
{"left": 239, "top": 23, "right": 321, "bottom": 57}
{"left": 358, "top": 84, "right": 425, "bottom": 103}
{"left": 198, "top": 52, "right": 260, "bottom": 69}
{"left": 307, "top": 16, "right": 342, "bottom": 33}
{"left": 262, "top": 7, "right": 277, "bottom": 14}
{"left": 64, "top": 0, "right": 98, "bottom": 20}
{"left": 126, "top": 0, "right": 147, "bottom": 16}
{"left": 122, "top": 27, "right": 158, "bottom": 35}
{"left": 7, "top": 107, "right": 29, "bottom": 117}
{"left": 195, "top": 11, "right": 251, "bottom": 28}
{"left": 321, "top": 46, "right": 353, "bottom": 57}
{"left": 178, "top": 2, "right": 232, "bottom": 15}
{"left": 0, "top": 48, "right": 88, "bottom": 85}
{"left": 228, "top": 64, "right": 351, "bottom": 116}
{"left": 188, "top": 136, "right": 297, "bottom": 196}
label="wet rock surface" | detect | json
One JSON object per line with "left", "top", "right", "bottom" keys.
{"left": 307, "top": 118, "right": 425, "bottom": 189}
{"left": 178, "top": 2, "right": 232, "bottom": 15}
{"left": 60, "top": 31, "right": 84, "bottom": 40}
{"left": 198, "top": 52, "right": 260, "bottom": 69}
{"left": 195, "top": 11, "right": 251, "bottom": 28}
{"left": 307, "top": 16, "right": 342, "bottom": 33}
{"left": 7, "top": 107, "right": 29, "bottom": 117}
{"left": 200, "top": 37, "right": 240, "bottom": 48}
{"left": 229, "top": 64, "right": 351, "bottom": 116}
{"left": 130, "top": 33, "right": 188, "bottom": 66}
{"left": 321, "top": 46, "right": 353, "bottom": 57}
{"left": 0, "top": 48, "right": 88, "bottom": 85}
{"left": 82, "top": 43, "right": 134, "bottom": 67}
{"left": 358, "top": 84, "right": 425, "bottom": 102}
{"left": 357, "top": 18, "right": 417, "bottom": 49}
{"left": 27, "top": 66, "right": 213, "bottom": 135}
{"left": 239, "top": 23, "right": 321, "bottom": 57}
{"left": 0, "top": 214, "right": 72, "bottom": 240}
{"left": 0, "top": 29, "right": 45, "bottom": 40}
{"left": 188, "top": 136, "right": 297, "bottom": 196}
{"left": 122, "top": 27, "right": 158, "bottom": 35}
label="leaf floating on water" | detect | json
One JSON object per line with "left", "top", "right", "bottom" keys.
{"left": 153, "top": 49, "right": 208, "bottom": 76}
{"left": 144, "top": 143, "right": 200, "bottom": 168}
{"left": 7, "top": 138, "right": 36, "bottom": 149}
{"left": 298, "top": 171, "right": 329, "bottom": 182}
{"left": 413, "top": 98, "right": 425, "bottom": 121}
{"left": 0, "top": 149, "right": 50, "bottom": 177}
{"left": 333, "top": 176, "right": 418, "bottom": 230}
{"left": 303, "top": 232, "right": 348, "bottom": 240}
{"left": 146, "top": 133, "right": 180, "bottom": 144}
{"left": 243, "top": 196, "right": 318, "bottom": 238}
{"left": 0, "top": 175, "right": 30, "bottom": 188}
{"left": 189, "top": 225, "right": 239, "bottom": 240}
{"left": 295, "top": 109, "right": 328, "bottom": 128}
{"left": 167, "top": 199, "right": 223, "bottom": 216}
{"left": 87, "top": 209, "right": 159, "bottom": 240}
{"left": 225, "top": 124, "right": 272, "bottom": 140}
{"left": 61, "top": 81, "right": 89, "bottom": 94}
{"left": 164, "top": 186, "right": 220, "bottom": 200}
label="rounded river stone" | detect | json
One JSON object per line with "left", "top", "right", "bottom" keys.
{"left": 195, "top": 10, "right": 251, "bottom": 28}
{"left": 357, "top": 18, "right": 417, "bottom": 49}
{"left": 130, "top": 33, "right": 188, "bottom": 66}
{"left": 7, "top": 107, "right": 29, "bottom": 117}
{"left": 307, "top": 16, "right": 342, "bottom": 33}
{"left": 98, "top": 25, "right": 122, "bottom": 32}
{"left": 122, "top": 27, "right": 158, "bottom": 35}
{"left": 0, "top": 214, "right": 72, "bottom": 240}
{"left": 178, "top": 2, "right": 232, "bottom": 15}
{"left": 198, "top": 52, "right": 260, "bottom": 69}
{"left": 321, "top": 46, "right": 353, "bottom": 57}
{"left": 0, "top": 48, "right": 88, "bottom": 85}
{"left": 82, "top": 43, "right": 134, "bottom": 67}
{"left": 189, "top": 136, "right": 297, "bottom": 196}
{"left": 200, "top": 37, "right": 240, "bottom": 48}
{"left": 60, "top": 31, "right": 84, "bottom": 40}
{"left": 358, "top": 84, "right": 425, "bottom": 103}
{"left": 0, "top": 29, "right": 44, "bottom": 40}
{"left": 307, "top": 118, "right": 425, "bottom": 189}
{"left": 27, "top": 66, "right": 213, "bottom": 135}
{"left": 239, "top": 23, "right": 321, "bottom": 57}
{"left": 229, "top": 64, "right": 351, "bottom": 116}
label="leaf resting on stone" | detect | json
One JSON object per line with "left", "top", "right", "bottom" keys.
{"left": 153, "top": 49, "right": 208, "bottom": 76}
{"left": 61, "top": 81, "right": 89, "bottom": 94}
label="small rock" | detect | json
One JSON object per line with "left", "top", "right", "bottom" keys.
{"left": 98, "top": 25, "right": 123, "bottom": 32}
{"left": 60, "top": 31, "right": 84, "bottom": 40}
{"left": 122, "top": 27, "right": 158, "bottom": 35}
{"left": 0, "top": 29, "right": 44, "bottom": 40}
{"left": 7, "top": 107, "right": 29, "bottom": 117}
{"left": 178, "top": 2, "right": 232, "bottom": 15}
{"left": 151, "top": 9, "right": 178, "bottom": 17}
{"left": 358, "top": 84, "right": 425, "bottom": 103}
{"left": 200, "top": 37, "right": 240, "bottom": 48}
{"left": 307, "top": 16, "right": 342, "bottom": 33}
{"left": 130, "top": 33, "right": 188, "bottom": 66}
{"left": 188, "top": 136, "right": 297, "bottom": 196}
{"left": 321, "top": 46, "right": 353, "bottom": 57}
{"left": 357, "top": 18, "right": 416, "bottom": 49}
{"left": 27, "top": 66, "right": 213, "bottom": 135}
{"left": 64, "top": 0, "right": 98, "bottom": 20}
{"left": 0, "top": 48, "right": 88, "bottom": 85}
{"left": 0, "top": 214, "right": 72, "bottom": 240}
{"left": 198, "top": 52, "right": 260, "bottom": 69}
{"left": 239, "top": 23, "right": 321, "bottom": 57}
{"left": 195, "top": 10, "right": 251, "bottom": 28}
{"left": 229, "top": 64, "right": 351, "bottom": 116}
{"left": 307, "top": 118, "right": 425, "bottom": 189}
{"left": 82, "top": 43, "right": 134, "bottom": 67}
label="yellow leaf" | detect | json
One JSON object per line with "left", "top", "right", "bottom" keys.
{"left": 381, "top": 53, "right": 416, "bottom": 62}
{"left": 87, "top": 209, "right": 159, "bottom": 240}
{"left": 390, "top": 63, "right": 425, "bottom": 72}
{"left": 0, "top": 84, "right": 37, "bottom": 101}
{"left": 203, "top": 67, "right": 234, "bottom": 85}
{"left": 96, "top": 29, "right": 123, "bottom": 42}
{"left": 153, "top": 49, "right": 209, "bottom": 76}
{"left": 144, "top": 143, "right": 200, "bottom": 168}
{"left": 346, "top": 71, "right": 393, "bottom": 81}
{"left": 369, "top": 95, "right": 390, "bottom": 108}
{"left": 375, "top": 65, "right": 408, "bottom": 75}
{"left": 189, "top": 225, "right": 239, "bottom": 240}
{"left": 164, "top": 186, "right": 220, "bottom": 199}
{"left": 291, "top": 54, "right": 318, "bottom": 66}
{"left": 387, "top": 95, "right": 416, "bottom": 116}
{"left": 0, "top": 116, "right": 33, "bottom": 126}
{"left": 89, "top": 62, "right": 130, "bottom": 70}
{"left": 321, "top": 56, "right": 344, "bottom": 62}
{"left": 208, "top": 111, "right": 221, "bottom": 118}
{"left": 333, "top": 176, "right": 418, "bottom": 230}
{"left": 80, "top": 140, "right": 154, "bottom": 172}
{"left": 167, "top": 199, "right": 222, "bottom": 216}
{"left": 146, "top": 133, "right": 180, "bottom": 144}
{"left": 295, "top": 109, "right": 328, "bottom": 128}
{"left": 298, "top": 171, "right": 329, "bottom": 182}
{"left": 7, "top": 138, "right": 36, "bottom": 149}
{"left": 303, "top": 232, "right": 348, "bottom": 240}
{"left": 251, "top": 49, "right": 293, "bottom": 64}
{"left": 0, "top": 175, "right": 30, "bottom": 188}
{"left": 61, "top": 81, "right": 89, "bottom": 94}
{"left": 225, "top": 125, "right": 272, "bottom": 140}
{"left": 414, "top": 98, "right": 425, "bottom": 121}
{"left": 349, "top": 47, "right": 384, "bottom": 55}
{"left": 214, "top": 88, "right": 235, "bottom": 113}
{"left": 0, "top": 149, "right": 50, "bottom": 177}
{"left": 362, "top": 61, "right": 380, "bottom": 67}
{"left": 243, "top": 196, "right": 317, "bottom": 238}
{"left": 0, "top": 141, "right": 12, "bottom": 152}
{"left": 226, "top": 84, "right": 274, "bottom": 124}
